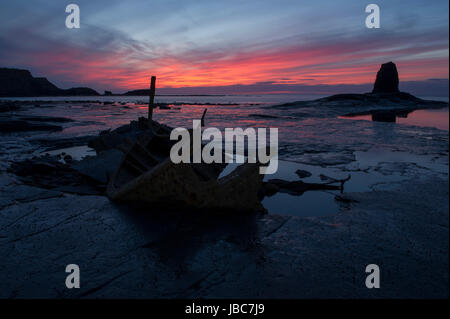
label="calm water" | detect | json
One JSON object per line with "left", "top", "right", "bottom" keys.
{"left": 339, "top": 107, "right": 449, "bottom": 131}
{"left": 1, "top": 93, "right": 323, "bottom": 106}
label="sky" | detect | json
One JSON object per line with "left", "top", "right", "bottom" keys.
{"left": 0, "top": 0, "right": 448, "bottom": 94}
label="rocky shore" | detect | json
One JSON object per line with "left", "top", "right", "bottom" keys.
{"left": 0, "top": 62, "right": 448, "bottom": 298}
{"left": 0, "top": 166, "right": 447, "bottom": 298}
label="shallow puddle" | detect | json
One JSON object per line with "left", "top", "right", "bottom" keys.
{"left": 248, "top": 149, "right": 444, "bottom": 218}
{"left": 40, "top": 145, "right": 96, "bottom": 161}
{"left": 260, "top": 160, "right": 398, "bottom": 217}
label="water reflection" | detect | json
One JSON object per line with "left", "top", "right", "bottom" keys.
{"left": 339, "top": 107, "right": 449, "bottom": 131}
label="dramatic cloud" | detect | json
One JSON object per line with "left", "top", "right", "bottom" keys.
{"left": 0, "top": 0, "right": 448, "bottom": 95}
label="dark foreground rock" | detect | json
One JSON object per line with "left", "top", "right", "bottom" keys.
{"left": 0, "top": 114, "right": 75, "bottom": 133}
{"left": 0, "top": 101, "right": 20, "bottom": 112}
{"left": 8, "top": 156, "right": 104, "bottom": 195}
{"left": 19, "top": 116, "right": 74, "bottom": 123}
{"left": 295, "top": 169, "right": 312, "bottom": 178}
{"left": 31, "top": 135, "right": 97, "bottom": 151}
{"left": 0, "top": 172, "right": 447, "bottom": 298}
{"left": 0, "top": 119, "right": 63, "bottom": 132}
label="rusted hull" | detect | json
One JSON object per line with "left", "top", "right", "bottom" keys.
{"left": 107, "top": 156, "right": 265, "bottom": 213}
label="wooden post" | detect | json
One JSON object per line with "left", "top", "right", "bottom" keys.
{"left": 148, "top": 76, "right": 156, "bottom": 125}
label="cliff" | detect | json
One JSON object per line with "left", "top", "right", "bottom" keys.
{"left": 0, "top": 68, "right": 99, "bottom": 97}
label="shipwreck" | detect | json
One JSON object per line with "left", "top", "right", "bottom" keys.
{"left": 101, "top": 76, "right": 266, "bottom": 213}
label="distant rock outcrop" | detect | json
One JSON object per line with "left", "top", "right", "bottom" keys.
{"left": 275, "top": 60, "right": 448, "bottom": 110}
{"left": 372, "top": 62, "right": 400, "bottom": 93}
{"left": 0, "top": 68, "right": 99, "bottom": 97}
{"left": 62, "top": 87, "right": 99, "bottom": 96}
{"left": 123, "top": 89, "right": 148, "bottom": 96}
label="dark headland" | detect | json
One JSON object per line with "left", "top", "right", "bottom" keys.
{"left": 1, "top": 62, "right": 449, "bottom": 104}
{"left": 0, "top": 68, "right": 99, "bottom": 97}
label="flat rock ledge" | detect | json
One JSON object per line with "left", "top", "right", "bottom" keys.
{"left": 0, "top": 172, "right": 447, "bottom": 298}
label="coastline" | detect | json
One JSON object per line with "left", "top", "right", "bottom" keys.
{"left": 0, "top": 91, "right": 448, "bottom": 298}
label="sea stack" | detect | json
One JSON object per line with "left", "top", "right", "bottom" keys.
{"left": 372, "top": 62, "right": 399, "bottom": 93}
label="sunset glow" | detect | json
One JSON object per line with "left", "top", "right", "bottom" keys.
{"left": 0, "top": 0, "right": 448, "bottom": 93}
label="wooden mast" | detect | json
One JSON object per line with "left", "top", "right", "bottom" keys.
{"left": 148, "top": 76, "right": 156, "bottom": 126}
